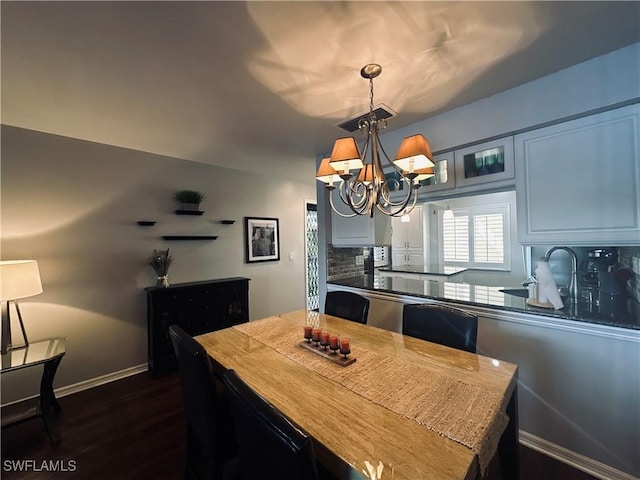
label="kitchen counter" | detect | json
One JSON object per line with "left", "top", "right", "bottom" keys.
{"left": 377, "top": 265, "right": 467, "bottom": 277}
{"left": 329, "top": 275, "right": 640, "bottom": 330}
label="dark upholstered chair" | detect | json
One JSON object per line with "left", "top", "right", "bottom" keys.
{"left": 221, "top": 370, "right": 323, "bottom": 480}
{"left": 169, "top": 325, "right": 238, "bottom": 480}
{"left": 324, "top": 291, "right": 370, "bottom": 324}
{"left": 402, "top": 304, "right": 478, "bottom": 353}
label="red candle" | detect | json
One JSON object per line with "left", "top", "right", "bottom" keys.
{"left": 304, "top": 325, "right": 313, "bottom": 340}
{"left": 340, "top": 338, "right": 350, "bottom": 354}
{"left": 321, "top": 331, "right": 330, "bottom": 344}
{"left": 312, "top": 328, "right": 322, "bottom": 342}
{"left": 329, "top": 335, "right": 339, "bottom": 349}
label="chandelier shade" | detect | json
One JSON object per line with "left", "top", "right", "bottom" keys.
{"left": 329, "top": 137, "right": 364, "bottom": 174}
{"left": 413, "top": 166, "right": 436, "bottom": 182}
{"left": 317, "top": 64, "right": 434, "bottom": 218}
{"left": 316, "top": 157, "right": 340, "bottom": 185}
{"left": 393, "top": 134, "right": 435, "bottom": 172}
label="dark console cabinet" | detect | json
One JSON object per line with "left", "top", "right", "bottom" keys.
{"left": 147, "top": 277, "right": 250, "bottom": 376}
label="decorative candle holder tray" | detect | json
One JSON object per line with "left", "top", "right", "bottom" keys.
{"left": 299, "top": 341, "right": 356, "bottom": 366}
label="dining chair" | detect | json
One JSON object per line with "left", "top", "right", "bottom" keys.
{"left": 324, "top": 291, "right": 370, "bottom": 324}
{"left": 402, "top": 304, "right": 478, "bottom": 353}
{"left": 168, "top": 325, "right": 238, "bottom": 480}
{"left": 222, "top": 369, "right": 328, "bottom": 480}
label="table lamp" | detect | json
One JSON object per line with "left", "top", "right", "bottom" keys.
{"left": 0, "top": 260, "right": 43, "bottom": 354}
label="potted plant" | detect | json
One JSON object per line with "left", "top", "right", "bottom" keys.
{"left": 174, "top": 190, "right": 206, "bottom": 211}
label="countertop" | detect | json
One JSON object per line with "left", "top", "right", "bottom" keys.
{"left": 378, "top": 265, "right": 467, "bottom": 277}
{"left": 329, "top": 275, "right": 640, "bottom": 330}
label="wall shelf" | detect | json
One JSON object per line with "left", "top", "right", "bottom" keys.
{"left": 162, "top": 235, "right": 218, "bottom": 240}
{"left": 175, "top": 210, "right": 204, "bottom": 215}
{"left": 220, "top": 220, "right": 235, "bottom": 225}
{"left": 137, "top": 221, "right": 157, "bottom": 226}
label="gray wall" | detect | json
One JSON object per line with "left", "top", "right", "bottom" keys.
{"left": 1, "top": 126, "right": 316, "bottom": 403}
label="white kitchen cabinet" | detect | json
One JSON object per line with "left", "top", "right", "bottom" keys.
{"left": 331, "top": 208, "right": 392, "bottom": 247}
{"left": 417, "top": 141, "right": 515, "bottom": 201}
{"left": 417, "top": 152, "right": 456, "bottom": 194}
{"left": 453, "top": 136, "right": 515, "bottom": 189}
{"left": 515, "top": 104, "right": 640, "bottom": 245}
{"left": 391, "top": 205, "right": 424, "bottom": 266}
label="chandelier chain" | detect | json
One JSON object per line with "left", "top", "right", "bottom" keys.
{"left": 369, "top": 77, "right": 375, "bottom": 117}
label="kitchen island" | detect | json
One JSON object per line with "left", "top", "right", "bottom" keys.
{"left": 327, "top": 275, "right": 640, "bottom": 479}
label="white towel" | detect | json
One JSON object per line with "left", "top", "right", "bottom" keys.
{"left": 535, "top": 260, "right": 564, "bottom": 309}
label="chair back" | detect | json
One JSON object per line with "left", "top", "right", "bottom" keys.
{"left": 402, "top": 304, "right": 478, "bottom": 353}
{"left": 324, "top": 291, "right": 370, "bottom": 324}
{"left": 222, "top": 370, "right": 320, "bottom": 480}
{"left": 169, "top": 325, "right": 236, "bottom": 480}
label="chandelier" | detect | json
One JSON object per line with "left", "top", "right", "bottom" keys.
{"left": 316, "top": 64, "right": 435, "bottom": 218}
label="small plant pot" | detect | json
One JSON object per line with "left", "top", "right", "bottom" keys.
{"left": 181, "top": 203, "right": 200, "bottom": 211}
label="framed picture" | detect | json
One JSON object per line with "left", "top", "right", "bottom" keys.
{"left": 244, "top": 217, "right": 280, "bottom": 263}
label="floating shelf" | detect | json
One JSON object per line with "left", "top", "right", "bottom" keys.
{"left": 175, "top": 210, "right": 204, "bottom": 215}
{"left": 137, "top": 221, "right": 157, "bottom": 226}
{"left": 162, "top": 235, "right": 218, "bottom": 241}
{"left": 220, "top": 220, "right": 235, "bottom": 225}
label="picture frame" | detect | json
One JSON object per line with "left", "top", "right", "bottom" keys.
{"left": 244, "top": 217, "right": 280, "bottom": 263}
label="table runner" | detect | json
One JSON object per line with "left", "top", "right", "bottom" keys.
{"left": 233, "top": 317, "right": 508, "bottom": 475}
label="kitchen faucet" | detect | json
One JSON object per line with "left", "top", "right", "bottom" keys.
{"left": 544, "top": 246, "right": 579, "bottom": 304}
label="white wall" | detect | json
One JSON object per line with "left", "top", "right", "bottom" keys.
{"left": 1, "top": 126, "right": 316, "bottom": 403}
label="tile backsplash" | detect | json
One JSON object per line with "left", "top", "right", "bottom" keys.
{"left": 327, "top": 245, "right": 367, "bottom": 281}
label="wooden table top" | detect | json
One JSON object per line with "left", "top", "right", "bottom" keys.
{"left": 197, "top": 310, "right": 518, "bottom": 480}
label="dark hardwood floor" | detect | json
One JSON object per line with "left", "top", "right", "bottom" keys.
{"left": 1, "top": 371, "right": 598, "bottom": 480}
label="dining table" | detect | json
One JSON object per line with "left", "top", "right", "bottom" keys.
{"left": 196, "top": 309, "right": 519, "bottom": 480}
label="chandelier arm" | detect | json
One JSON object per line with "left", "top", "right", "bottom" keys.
{"left": 340, "top": 180, "right": 368, "bottom": 210}
{"left": 328, "top": 186, "right": 359, "bottom": 218}
{"left": 377, "top": 185, "right": 419, "bottom": 217}
{"left": 380, "top": 176, "right": 414, "bottom": 206}
{"left": 340, "top": 179, "right": 372, "bottom": 215}
{"left": 377, "top": 138, "right": 405, "bottom": 174}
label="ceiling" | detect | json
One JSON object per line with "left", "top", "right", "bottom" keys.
{"left": 2, "top": 1, "right": 639, "bottom": 183}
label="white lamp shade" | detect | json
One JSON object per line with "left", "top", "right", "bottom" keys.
{"left": 443, "top": 207, "right": 454, "bottom": 221}
{"left": 393, "top": 134, "right": 435, "bottom": 171}
{"left": 0, "top": 260, "right": 43, "bottom": 301}
{"left": 329, "top": 137, "right": 364, "bottom": 173}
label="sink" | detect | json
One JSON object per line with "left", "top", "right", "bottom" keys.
{"left": 498, "top": 288, "right": 529, "bottom": 298}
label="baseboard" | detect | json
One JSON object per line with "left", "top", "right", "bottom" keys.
{"left": 1, "top": 364, "right": 148, "bottom": 408}
{"left": 520, "top": 430, "right": 639, "bottom": 480}
{"left": 54, "top": 364, "right": 149, "bottom": 399}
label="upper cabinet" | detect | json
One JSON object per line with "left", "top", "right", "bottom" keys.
{"left": 453, "top": 137, "right": 515, "bottom": 189}
{"left": 515, "top": 104, "right": 640, "bottom": 245}
{"left": 417, "top": 137, "right": 515, "bottom": 201}
{"left": 331, "top": 210, "right": 392, "bottom": 247}
{"left": 417, "top": 152, "right": 456, "bottom": 193}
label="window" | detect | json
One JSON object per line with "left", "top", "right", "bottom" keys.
{"left": 440, "top": 204, "right": 510, "bottom": 270}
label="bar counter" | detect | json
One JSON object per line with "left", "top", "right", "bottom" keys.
{"left": 329, "top": 275, "right": 640, "bottom": 330}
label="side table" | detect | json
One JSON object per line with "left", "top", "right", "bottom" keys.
{"left": 1, "top": 337, "right": 66, "bottom": 445}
